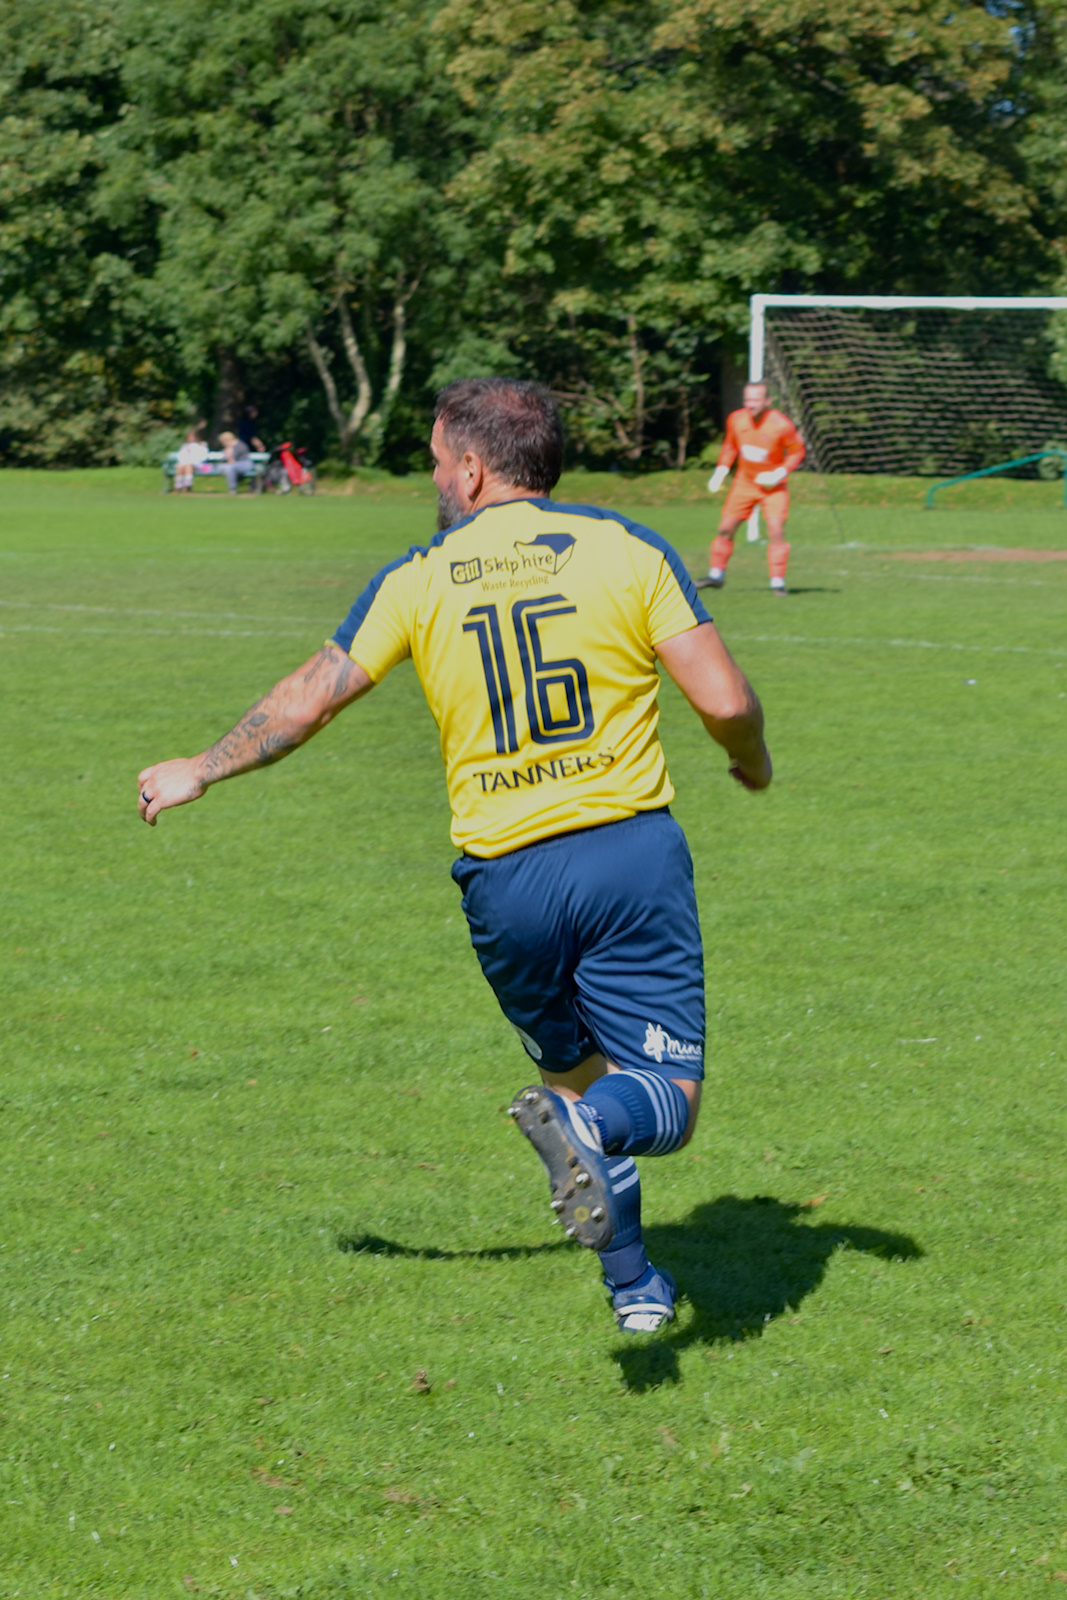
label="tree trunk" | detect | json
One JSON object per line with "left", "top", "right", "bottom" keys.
{"left": 361, "top": 275, "right": 416, "bottom": 458}
{"left": 212, "top": 347, "right": 245, "bottom": 444}
{"left": 675, "top": 378, "right": 691, "bottom": 470}
{"left": 306, "top": 327, "right": 348, "bottom": 447}
{"left": 307, "top": 274, "right": 419, "bottom": 461}
{"left": 335, "top": 296, "right": 373, "bottom": 443}
{"left": 626, "top": 314, "right": 645, "bottom": 462}
{"left": 306, "top": 306, "right": 371, "bottom": 458}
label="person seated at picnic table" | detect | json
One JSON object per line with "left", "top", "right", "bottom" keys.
{"left": 238, "top": 404, "right": 266, "bottom": 453}
{"left": 174, "top": 429, "right": 208, "bottom": 492}
{"left": 219, "top": 431, "right": 255, "bottom": 494}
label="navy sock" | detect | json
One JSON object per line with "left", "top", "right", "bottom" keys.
{"left": 573, "top": 1077, "right": 690, "bottom": 1290}
{"left": 547, "top": 1098, "right": 647, "bottom": 1286}
{"left": 581, "top": 1070, "right": 690, "bottom": 1156}
{"left": 596, "top": 1154, "right": 648, "bottom": 1288}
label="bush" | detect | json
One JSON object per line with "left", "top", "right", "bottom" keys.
{"left": 114, "top": 424, "right": 188, "bottom": 468}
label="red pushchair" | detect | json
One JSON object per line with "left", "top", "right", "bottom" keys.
{"left": 266, "top": 442, "right": 316, "bottom": 495}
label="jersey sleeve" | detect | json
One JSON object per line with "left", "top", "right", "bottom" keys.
{"left": 717, "top": 413, "right": 739, "bottom": 469}
{"left": 647, "top": 558, "right": 710, "bottom": 644}
{"left": 620, "top": 521, "right": 711, "bottom": 644}
{"left": 781, "top": 416, "right": 806, "bottom": 472}
{"left": 331, "top": 556, "right": 415, "bottom": 682}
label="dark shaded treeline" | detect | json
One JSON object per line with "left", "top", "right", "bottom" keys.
{"left": 1, "top": 0, "right": 1064, "bottom": 470}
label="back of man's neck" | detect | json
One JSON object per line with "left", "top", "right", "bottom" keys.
{"left": 471, "top": 484, "right": 544, "bottom": 513}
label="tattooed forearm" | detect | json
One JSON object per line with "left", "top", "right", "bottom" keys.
{"left": 196, "top": 645, "right": 370, "bottom": 786}
{"left": 302, "top": 645, "right": 358, "bottom": 702}
{"left": 200, "top": 695, "right": 302, "bottom": 781}
{"left": 328, "top": 651, "right": 357, "bottom": 702}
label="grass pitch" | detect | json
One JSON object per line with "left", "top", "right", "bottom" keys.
{"left": 1, "top": 467, "right": 1065, "bottom": 1598}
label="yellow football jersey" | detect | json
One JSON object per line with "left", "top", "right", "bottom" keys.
{"left": 332, "top": 498, "right": 709, "bottom": 857}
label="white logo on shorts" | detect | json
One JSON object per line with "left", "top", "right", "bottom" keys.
{"left": 513, "top": 1025, "right": 543, "bottom": 1061}
{"left": 642, "top": 1022, "right": 702, "bottom": 1066}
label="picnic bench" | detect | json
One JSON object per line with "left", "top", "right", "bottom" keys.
{"left": 161, "top": 450, "right": 270, "bottom": 494}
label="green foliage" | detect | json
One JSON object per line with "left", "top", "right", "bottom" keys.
{"left": 314, "top": 456, "right": 353, "bottom": 480}
{"left": 112, "top": 0, "right": 472, "bottom": 462}
{"left": 2, "top": 471, "right": 1066, "bottom": 1593}
{"left": 111, "top": 422, "right": 187, "bottom": 467}
{"left": 0, "top": 0, "right": 178, "bottom": 463}
{"left": 1, "top": 0, "right": 1065, "bottom": 467}
{"left": 436, "top": 0, "right": 1054, "bottom": 464}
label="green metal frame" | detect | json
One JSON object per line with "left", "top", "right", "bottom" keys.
{"left": 924, "top": 450, "right": 1067, "bottom": 509}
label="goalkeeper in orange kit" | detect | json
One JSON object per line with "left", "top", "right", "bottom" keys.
{"left": 699, "top": 381, "right": 806, "bottom": 595}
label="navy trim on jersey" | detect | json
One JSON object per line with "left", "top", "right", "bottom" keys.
{"left": 332, "top": 520, "right": 471, "bottom": 653}
{"left": 529, "top": 499, "right": 711, "bottom": 626}
{"left": 333, "top": 549, "right": 411, "bottom": 654}
{"left": 331, "top": 497, "right": 709, "bottom": 655}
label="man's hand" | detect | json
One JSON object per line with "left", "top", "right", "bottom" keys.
{"left": 136, "top": 643, "right": 372, "bottom": 827}
{"left": 707, "top": 465, "right": 730, "bottom": 494}
{"left": 755, "top": 466, "right": 787, "bottom": 489}
{"left": 138, "top": 758, "right": 207, "bottom": 827}
{"left": 729, "top": 748, "right": 773, "bottom": 791}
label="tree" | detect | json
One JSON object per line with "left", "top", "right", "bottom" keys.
{"left": 436, "top": 0, "right": 1055, "bottom": 465}
{"left": 1015, "top": 0, "right": 1067, "bottom": 383}
{"left": 115, "top": 0, "right": 472, "bottom": 461}
{"left": 0, "top": 0, "right": 174, "bottom": 464}
{"left": 2, "top": 0, "right": 1062, "bottom": 470}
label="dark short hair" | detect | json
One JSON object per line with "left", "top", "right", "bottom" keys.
{"left": 434, "top": 379, "right": 563, "bottom": 493}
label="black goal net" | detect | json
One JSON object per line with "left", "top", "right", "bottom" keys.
{"left": 763, "top": 306, "right": 1067, "bottom": 476}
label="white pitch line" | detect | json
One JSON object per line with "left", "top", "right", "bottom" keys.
{"left": 848, "top": 569, "right": 1056, "bottom": 589}
{"left": 728, "top": 631, "right": 1066, "bottom": 659}
{"left": 0, "top": 599, "right": 328, "bottom": 625}
{"left": 3, "top": 621, "right": 1061, "bottom": 659}
{"left": 0, "top": 625, "right": 309, "bottom": 640}
{"left": 910, "top": 572, "right": 1056, "bottom": 589}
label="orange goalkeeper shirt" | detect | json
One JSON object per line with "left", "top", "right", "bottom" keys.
{"left": 718, "top": 408, "right": 805, "bottom": 482}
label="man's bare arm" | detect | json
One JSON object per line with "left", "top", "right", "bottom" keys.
{"left": 655, "top": 622, "right": 772, "bottom": 791}
{"left": 137, "top": 643, "right": 373, "bottom": 826}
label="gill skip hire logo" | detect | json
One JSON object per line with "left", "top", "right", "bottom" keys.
{"left": 449, "top": 532, "right": 576, "bottom": 585}
{"left": 450, "top": 556, "right": 482, "bottom": 584}
{"left": 515, "top": 532, "right": 575, "bottom": 575}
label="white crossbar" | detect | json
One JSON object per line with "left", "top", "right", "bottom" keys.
{"left": 749, "top": 294, "right": 1067, "bottom": 380}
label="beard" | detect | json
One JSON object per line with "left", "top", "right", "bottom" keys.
{"left": 436, "top": 488, "right": 465, "bottom": 532}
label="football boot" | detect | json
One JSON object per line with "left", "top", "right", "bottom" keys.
{"left": 607, "top": 1264, "right": 677, "bottom": 1334}
{"left": 508, "top": 1085, "right": 618, "bottom": 1251}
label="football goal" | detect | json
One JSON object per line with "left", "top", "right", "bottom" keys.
{"left": 749, "top": 295, "right": 1067, "bottom": 477}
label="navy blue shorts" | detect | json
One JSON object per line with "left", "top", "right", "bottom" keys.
{"left": 451, "top": 809, "right": 705, "bottom": 1081}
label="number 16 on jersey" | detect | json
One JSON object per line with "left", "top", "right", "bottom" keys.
{"left": 463, "top": 594, "right": 594, "bottom": 754}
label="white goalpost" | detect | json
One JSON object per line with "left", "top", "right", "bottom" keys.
{"left": 742, "top": 293, "right": 1067, "bottom": 539}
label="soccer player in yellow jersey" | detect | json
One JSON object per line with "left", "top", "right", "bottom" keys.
{"left": 137, "top": 380, "right": 772, "bottom": 1334}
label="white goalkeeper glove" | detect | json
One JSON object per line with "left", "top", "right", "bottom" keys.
{"left": 755, "top": 466, "right": 787, "bottom": 489}
{"left": 707, "top": 465, "right": 730, "bottom": 494}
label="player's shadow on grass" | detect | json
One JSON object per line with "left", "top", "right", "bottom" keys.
{"left": 337, "top": 1231, "right": 569, "bottom": 1263}
{"left": 337, "top": 1197, "right": 921, "bottom": 1393}
{"left": 619, "top": 1193, "right": 923, "bottom": 1391}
